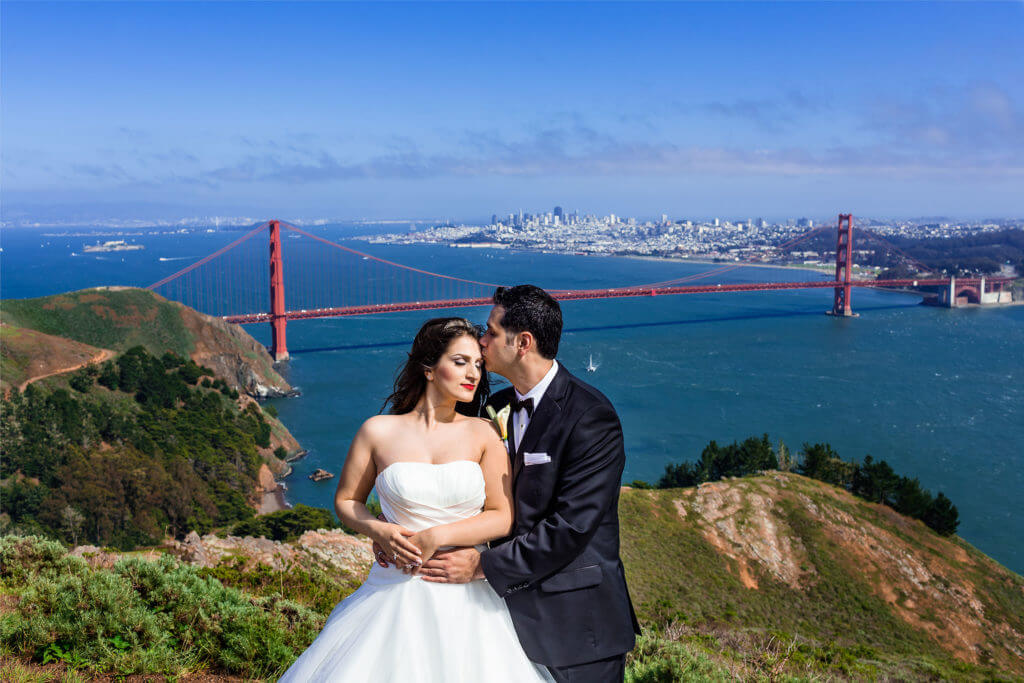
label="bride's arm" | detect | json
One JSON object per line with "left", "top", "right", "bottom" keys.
{"left": 334, "top": 417, "right": 422, "bottom": 566}
{"left": 411, "top": 422, "right": 513, "bottom": 562}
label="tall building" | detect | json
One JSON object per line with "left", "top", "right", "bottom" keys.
{"left": 553, "top": 206, "right": 564, "bottom": 219}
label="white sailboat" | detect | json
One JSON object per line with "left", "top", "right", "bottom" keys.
{"left": 586, "top": 354, "right": 599, "bottom": 373}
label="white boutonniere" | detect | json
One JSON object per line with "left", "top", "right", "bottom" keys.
{"left": 486, "top": 404, "right": 511, "bottom": 453}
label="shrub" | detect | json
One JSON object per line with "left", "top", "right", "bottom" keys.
{"left": 625, "top": 633, "right": 728, "bottom": 682}
{"left": 232, "top": 504, "right": 337, "bottom": 542}
{"left": 0, "top": 536, "right": 322, "bottom": 678}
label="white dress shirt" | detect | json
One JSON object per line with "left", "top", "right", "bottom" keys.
{"left": 511, "top": 360, "right": 559, "bottom": 452}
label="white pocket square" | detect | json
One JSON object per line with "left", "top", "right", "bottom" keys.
{"left": 523, "top": 452, "right": 551, "bottom": 466}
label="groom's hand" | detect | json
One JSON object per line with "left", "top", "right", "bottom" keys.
{"left": 419, "top": 547, "right": 484, "bottom": 583}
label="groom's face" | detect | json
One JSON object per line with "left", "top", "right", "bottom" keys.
{"left": 480, "top": 305, "right": 516, "bottom": 378}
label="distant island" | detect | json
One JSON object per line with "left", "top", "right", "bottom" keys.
{"left": 82, "top": 239, "right": 144, "bottom": 253}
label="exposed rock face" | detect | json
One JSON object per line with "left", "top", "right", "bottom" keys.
{"left": 163, "top": 529, "right": 372, "bottom": 578}
{"left": 177, "top": 305, "right": 293, "bottom": 399}
{"left": 69, "top": 529, "right": 372, "bottom": 581}
{"left": 69, "top": 544, "right": 162, "bottom": 570}
{"left": 665, "top": 472, "right": 1024, "bottom": 669}
{"left": 677, "top": 475, "right": 814, "bottom": 590}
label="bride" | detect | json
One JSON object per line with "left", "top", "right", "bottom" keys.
{"left": 279, "top": 317, "right": 553, "bottom": 682}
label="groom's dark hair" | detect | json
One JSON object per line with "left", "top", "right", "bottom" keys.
{"left": 492, "top": 285, "right": 562, "bottom": 359}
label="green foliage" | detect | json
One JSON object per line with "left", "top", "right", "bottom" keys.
{"left": 922, "top": 492, "right": 960, "bottom": 536}
{"left": 848, "top": 454, "right": 959, "bottom": 536}
{"left": 68, "top": 369, "right": 94, "bottom": 393}
{"left": 0, "top": 347, "right": 271, "bottom": 548}
{"left": 198, "top": 556, "right": 361, "bottom": 616}
{"left": 657, "top": 437, "right": 960, "bottom": 540}
{"left": 0, "top": 535, "right": 321, "bottom": 678}
{"left": 232, "top": 504, "right": 337, "bottom": 542}
{"left": 659, "top": 434, "right": 777, "bottom": 488}
{"left": 798, "top": 442, "right": 853, "bottom": 487}
{"left": 626, "top": 632, "right": 729, "bottom": 682}
{"left": 263, "top": 403, "right": 279, "bottom": 418}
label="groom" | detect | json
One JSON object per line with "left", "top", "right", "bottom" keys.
{"left": 420, "top": 284, "right": 640, "bottom": 682}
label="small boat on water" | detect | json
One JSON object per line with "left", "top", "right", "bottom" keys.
{"left": 586, "top": 354, "right": 598, "bottom": 373}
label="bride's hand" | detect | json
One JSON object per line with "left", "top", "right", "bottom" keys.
{"left": 408, "top": 528, "right": 442, "bottom": 571}
{"left": 373, "top": 524, "right": 421, "bottom": 566}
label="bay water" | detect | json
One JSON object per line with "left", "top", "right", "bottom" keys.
{"left": 2, "top": 226, "right": 1021, "bottom": 573}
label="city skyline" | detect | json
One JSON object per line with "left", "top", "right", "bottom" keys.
{"left": 2, "top": 1, "right": 1023, "bottom": 224}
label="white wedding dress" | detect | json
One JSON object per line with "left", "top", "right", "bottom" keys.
{"left": 278, "top": 460, "right": 553, "bottom": 682}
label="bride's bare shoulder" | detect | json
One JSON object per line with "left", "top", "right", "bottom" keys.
{"left": 464, "top": 415, "right": 504, "bottom": 444}
{"left": 357, "top": 414, "right": 404, "bottom": 440}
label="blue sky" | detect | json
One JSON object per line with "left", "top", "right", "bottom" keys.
{"left": 2, "top": 1, "right": 1022, "bottom": 224}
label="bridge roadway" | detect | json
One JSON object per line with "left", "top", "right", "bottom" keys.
{"left": 221, "top": 277, "right": 1013, "bottom": 325}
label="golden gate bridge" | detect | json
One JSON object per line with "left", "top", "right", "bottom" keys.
{"left": 146, "top": 215, "right": 1013, "bottom": 361}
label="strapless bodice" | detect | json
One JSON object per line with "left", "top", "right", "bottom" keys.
{"left": 375, "top": 460, "right": 485, "bottom": 532}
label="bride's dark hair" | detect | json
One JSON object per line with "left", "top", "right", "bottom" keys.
{"left": 383, "top": 317, "right": 490, "bottom": 416}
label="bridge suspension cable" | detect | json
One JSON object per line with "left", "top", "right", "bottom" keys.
{"left": 279, "top": 222, "right": 504, "bottom": 289}
{"left": 147, "top": 222, "right": 269, "bottom": 290}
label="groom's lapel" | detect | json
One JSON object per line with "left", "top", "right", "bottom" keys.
{"left": 513, "top": 364, "right": 569, "bottom": 485}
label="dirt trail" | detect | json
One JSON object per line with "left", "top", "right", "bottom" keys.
{"left": 18, "top": 348, "right": 114, "bottom": 391}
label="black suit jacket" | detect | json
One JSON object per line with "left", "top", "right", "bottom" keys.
{"left": 480, "top": 364, "right": 641, "bottom": 668}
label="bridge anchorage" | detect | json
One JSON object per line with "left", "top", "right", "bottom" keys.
{"left": 146, "top": 215, "right": 1015, "bottom": 363}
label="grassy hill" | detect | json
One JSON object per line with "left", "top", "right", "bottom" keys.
{"left": 1, "top": 287, "right": 301, "bottom": 465}
{"left": 620, "top": 473, "right": 1024, "bottom": 680}
{"left": 1, "top": 287, "right": 290, "bottom": 399}
{"left": 0, "top": 324, "right": 110, "bottom": 393}
{"left": 2, "top": 474, "right": 1021, "bottom": 681}
{"left": 1, "top": 287, "right": 195, "bottom": 357}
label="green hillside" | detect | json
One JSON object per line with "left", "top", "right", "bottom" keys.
{"left": 0, "top": 324, "right": 109, "bottom": 393}
{"left": 2, "top": 287, "right": 294, "bottom": 410}
{"left": 2, "top": 475, "right": 1022, "bottom": 681}
{"left": 620, "top": 474, "right": 1024, "bottom": 680}
{"left": 1, "top": 288, "right": 195, "bottom": 357}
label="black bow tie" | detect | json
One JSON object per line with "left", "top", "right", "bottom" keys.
{"left": 510, "top": 397, "right": 534, "bottom": 417}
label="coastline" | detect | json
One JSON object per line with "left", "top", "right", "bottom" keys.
{"left": 257, "top": 464, "right": 289, "bottom": 514}
{"left": 374, "top": 237, "right": 841, "bottom": 277}
{"left": 616, "top": 252, "right": 835, "bottom": 276}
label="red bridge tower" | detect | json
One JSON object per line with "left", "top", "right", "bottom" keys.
{"left": 268, "top": 220, "right": 289, "bottom": 361}
{"left": 828, "top": 214, "right": 857, "bottom": 317}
